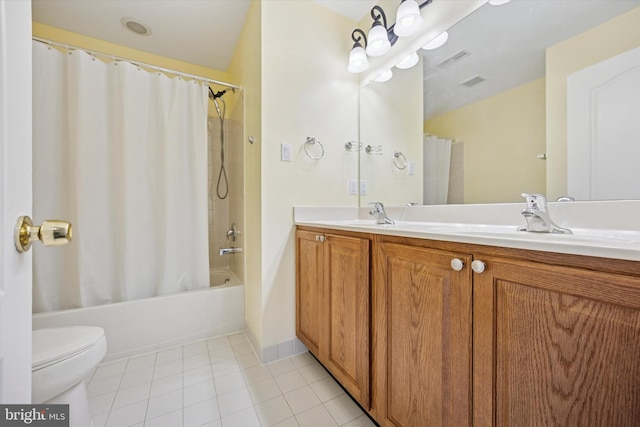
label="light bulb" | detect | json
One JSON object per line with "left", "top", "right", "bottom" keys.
{"left": 366, "top": 24, "right": 391, "bottom": 57}
{"left": 348, "top": 45, "right": 369, "bottom": 73}
{"left": 394, "top": 0, "right": 423, "bottom": 37}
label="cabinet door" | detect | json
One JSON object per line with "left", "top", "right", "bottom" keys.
{"left": 373, "top": 242, "right": 473, "bottom": 427}
{"left": 321, "top": 233, "right": 370, "bottom": 408}
{"left": 296, "top": 230, "right": 324, "bottom": 355}
{"left": 474, "top": 257, "right": 640, "bottom": 427}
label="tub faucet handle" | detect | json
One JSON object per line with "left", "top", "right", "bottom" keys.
{"left": 226, "top": 223, "right": 239, "bottom": 242}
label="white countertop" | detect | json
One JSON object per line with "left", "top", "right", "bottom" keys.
{"left": 294, "top": 202, "right": 640, "bottom": 262}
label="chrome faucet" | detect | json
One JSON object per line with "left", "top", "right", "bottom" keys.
{"left": 220, "top": 247, "right": 243, "bottom": 256}
{"left": 369, "top": 202, "right": 395, "bottom": 225}
{"left": 517, "top": 193, "right": 572, "bottom": 234}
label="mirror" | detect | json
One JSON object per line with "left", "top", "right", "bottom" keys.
{"left": 360, "top": 0, "right": 640, "bottom": 206}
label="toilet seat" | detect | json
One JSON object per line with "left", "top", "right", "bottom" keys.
{"left": 32, "top": 326, "right": 107, "bottom": 404}
{"left": 33, "top": 326, "right": 105, "bottom": 371}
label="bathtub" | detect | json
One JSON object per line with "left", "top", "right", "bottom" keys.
{"left": 32, "top": 269, "right": 244, "bottom": 362}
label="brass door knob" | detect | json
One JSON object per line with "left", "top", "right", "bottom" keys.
{"left": 15, "top": 216, "right": 73, "bottom": 253}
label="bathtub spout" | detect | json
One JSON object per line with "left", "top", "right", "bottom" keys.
{"left": 220, "top": 247, "right": 243, "bottom": 256}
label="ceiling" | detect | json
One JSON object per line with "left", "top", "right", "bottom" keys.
{"left": 31, "top": 0, "right": 254, "bottom": 71}
{"left": 31, "top": 0, "right": 372, "bottom": 72}
{"left": 422, "top": 0, "right": 640, "bottom": 119}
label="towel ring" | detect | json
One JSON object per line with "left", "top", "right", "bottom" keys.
{"left": 393, "top": 151, "right": 407, "bottom": 170}
{"left": 304, "top": 137, "right": 324, "bottom": 160}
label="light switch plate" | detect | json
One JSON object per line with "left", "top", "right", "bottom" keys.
{"left": 349, "top": 179, "right": 358, "bottom": 195}
{"left": 281, "top": 143, "right": 292, "bottom": 162}
{"left": 360, "top": 180, "right": 367, "bottom": 195}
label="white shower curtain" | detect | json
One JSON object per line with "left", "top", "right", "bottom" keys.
{"left": 423, "top": 135, "right": 453, "bottom": 205}
{"left": 32, "top": 42, "right": 210, "bottom": 312}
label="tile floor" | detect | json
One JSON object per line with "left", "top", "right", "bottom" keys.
{"left": 88, "top": 332, "right": 377, "bottom": 427}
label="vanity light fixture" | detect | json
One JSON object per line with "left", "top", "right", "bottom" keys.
{"left": 348, "top": 29, "right": 370, "bottom": 73}
{"left": 374, "top": 69, "right": 394, "bottom": 83}
{"left": 347, "top": 0, "right": 434, "bottom": 74}
{"left": 366, "top": 6, "right": 391, "bottom": 57}
{"left": 396, "top": 52, "right": 420, "bottom": 69}
{"left": 488, "top": 0, "right": 512, "bottom": 5}
{"left": 422, "top": 31, "right": 449, "bottom": 50}
{"left": 394, "top": 0, "right": 424, "bottom": 37}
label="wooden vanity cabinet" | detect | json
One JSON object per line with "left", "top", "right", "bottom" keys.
{"left": 372, "top": 240, "right": 473, "bottom": 427}
{"left": 373, "top": 235, "right": 640, "bottom": 427}
{"left": 297, "top": 228, "right": 640, "bottom": 426}
{"left": 473, "top": 254, "right": 640, "bottom": 427}
{"left": 295, "top": 227, "right": 372, "bottom": 408}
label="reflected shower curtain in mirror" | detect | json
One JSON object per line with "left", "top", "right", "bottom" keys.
{"left": 423, "top": 135, "right": 452, "bottom": 205}
{"left": 32, "top": 41, "right": 210, "bottom": 312}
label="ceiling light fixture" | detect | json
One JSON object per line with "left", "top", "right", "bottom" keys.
{"left": 121, "top": 17, "right": 151, "bottom": 36}
{"left": 422, "top": 31, "right": 449, "bottom": 51}
{"left": 348, "top": 0, "right": 433, "bottom": 75}
{"left": 394, "top": 0, "right": 424, "bottom": 37}
{"left": 348, "top": 29, "right": 369, "bottom": 74}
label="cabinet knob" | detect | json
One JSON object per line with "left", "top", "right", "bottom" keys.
{"left": 471, "top": 260, "right": 486, "bottom": 273}
{"left": 315, "top": 235, "right": 326, "bottom": 242}
{"left": 450, "top": 258, "right": 464, "bottom": 271}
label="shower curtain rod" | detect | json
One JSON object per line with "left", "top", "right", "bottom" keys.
{"left": 32, "top": 36, "right": 241, "bottom": 91}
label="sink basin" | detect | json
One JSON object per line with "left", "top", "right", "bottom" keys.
{"left": 337, "top": 220, "right": 640, "bottom": 247}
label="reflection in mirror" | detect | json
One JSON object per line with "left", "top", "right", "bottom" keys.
{"left": 360, "top": 0, "right": 640, "bottom": 206}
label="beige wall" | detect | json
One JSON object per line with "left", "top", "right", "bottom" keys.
{"left": 546, "top": 7, "right": 640, "bottom": 200}
{"left": 259, "top": 1, "right": 359, "bottom": 352}
{"left": 228, "top": 0, "right": 263, "bottom": 353}
{"left": 425, "top": 78, "right": 546, "bottom": 204}
{"left": 33, "top": 22, "right": 235, "bottom": 86}
{"left": 360, "top": 62, "right": 424, "bottom": 206}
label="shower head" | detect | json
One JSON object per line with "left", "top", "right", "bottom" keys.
{"left": 208, "top": 88, "right": 227, "bottom": 100}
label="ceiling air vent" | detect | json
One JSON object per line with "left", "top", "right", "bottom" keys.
{"left": 437, "top": 50, "right": 471, "bottom": 69}
{"left": 460, "top": 75, "right": 486, "bottom": 87}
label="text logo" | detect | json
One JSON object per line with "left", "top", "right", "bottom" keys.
{"left": 0, "top": 405, "right": 69, "bottom": 426}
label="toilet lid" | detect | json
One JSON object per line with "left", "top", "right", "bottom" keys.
{"left": 32, "top": 326, "right": 105, "bottom": 370}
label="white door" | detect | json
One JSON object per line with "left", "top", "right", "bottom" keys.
{"left": 0, "top": 0, "right": 33, "bottom": 402}
{"left": 567, "top": 46, "right": 640, "bottom": 201}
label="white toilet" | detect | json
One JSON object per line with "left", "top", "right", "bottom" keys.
{"left": 32, "top": 326, "right": 107, "bottom": 427}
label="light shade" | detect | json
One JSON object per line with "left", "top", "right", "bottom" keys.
{"left": 348, "top": 45, "right": 369, "bottom": 73}
{"left": 374, "top": 69, "right": 393, "bottom": 83}
{"left": 396, "top": 52, "right": 419, "bottom": 69}
{"left": 366, "top": 24, "right": 391, "bottom": 57}
{"left": 488, "top": 0, "right": 512, "bottom": 5}
{"left": 422, "top": 31, "right": 449, "bottom": 50}
{"left": 394, "top": 0, "right": 423, "bottom": 37}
